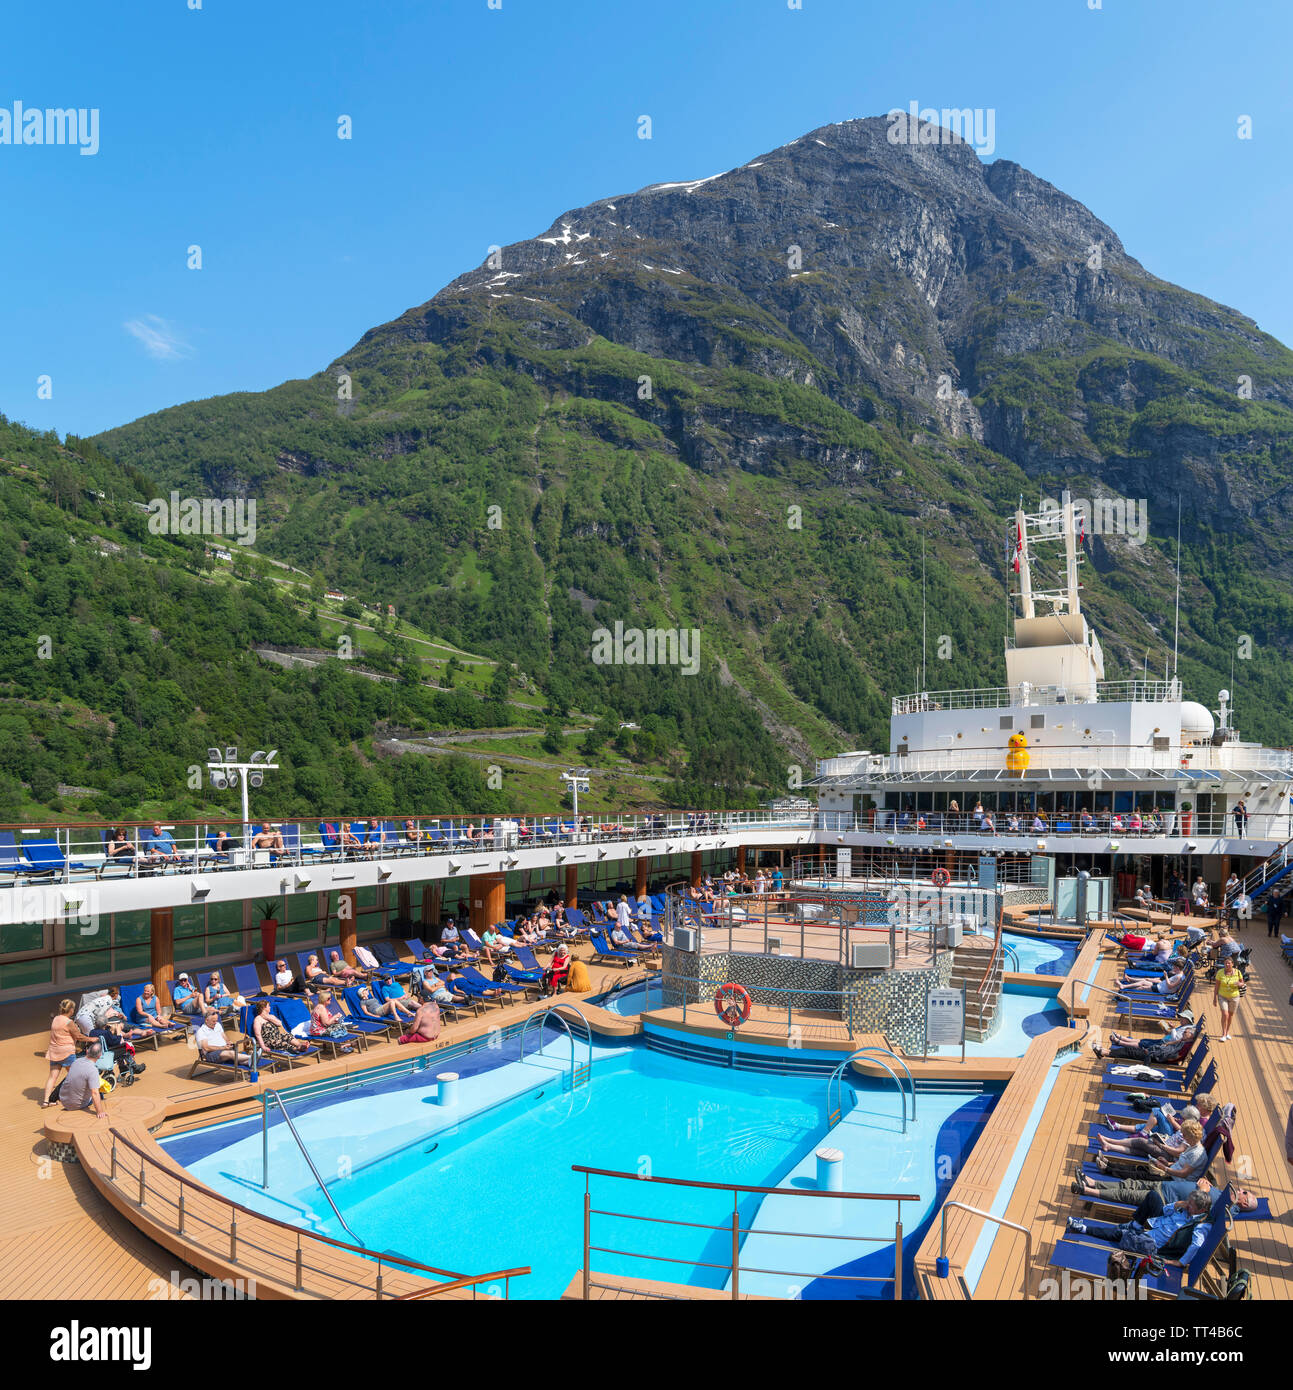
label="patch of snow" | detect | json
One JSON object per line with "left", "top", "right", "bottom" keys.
{"left": 747, "top": 162, "right": 764, "bottom": 167}
{"left": 570, "top": 258, "right": 587, "bottom": 266}
{"left": 606, "top": 203, "right": 617, "bottom": 210}
{"left": 641, "top": 263, "right": 655, "bottom": 271}
{"left": 660, "top": 267, "right": 683, "bottom": 274}
{"left": 823, "top": 222, "right": 838, "bottom": 228}
{"left": 645, "top": 171, "right": 726, "bottom": 192}
{"left": 814, "top": 139, "right": 827, "bottom": 146}
{"left": 575, "top": 231, "right": 591, "bottom": 241}
{"left": 537, "top": 223, "right": 575, "bottom": 247}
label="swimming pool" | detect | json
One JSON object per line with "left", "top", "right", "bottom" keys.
{"left": 162, "top": 1039, "right": 996, "bottom": 1299}
{"left": 1002, "top": 930, "right": 1077, "bottom": 977}
{"left": 592, "top": 978, "right": 662, "bottom": 1015}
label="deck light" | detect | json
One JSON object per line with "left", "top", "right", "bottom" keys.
{"left": 191, "top": 882, "right": 211, "bottom": 900}
{"left": 1184, "top": 841, "right": 1197, "bottom": 853}
{"left": 294, "top": 873, "right": 312, "bottom": 890}
{"left": 1107, "top": 841, "right": 1120, "bottom": 852}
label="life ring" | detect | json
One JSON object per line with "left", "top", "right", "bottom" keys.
{"left": 931, "top": 867, "right": 951, "bottom": 888}
{"left": 713, "top": 981, "right": 751, "bottom": 1027}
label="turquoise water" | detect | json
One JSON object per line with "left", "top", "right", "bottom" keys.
{"left": 165, "top": 1042, "right": 986, "bottom": 1299}
{"left": 1002, "top": 930, "right": 1077, "bottom": 976}
{"left": 595, "top": 979, "right": 663, "bottom": 1015}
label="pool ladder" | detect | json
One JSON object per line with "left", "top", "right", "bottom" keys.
{"left": 825, "top": 1046, "right": 915, "bottom": 1134}
{"left": 519, "top": 1004, "right": 594, "bottom": 1092}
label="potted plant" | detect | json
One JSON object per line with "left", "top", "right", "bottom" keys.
{"left": 256, "top": 898, "right": 281, "bottom": 962}
{"left": 1179, "top": 802, "right": 1193, "bottom": 834}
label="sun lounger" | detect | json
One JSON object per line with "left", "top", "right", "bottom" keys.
{"left": 307, "top": 989, "right": 386, "bottom": 1046}
{"left": 271, "top": 995, "right": 364, "bottom": 1059}
{"left": 117, "top": 982, "right": 188, "bottom": 1046}
{"left": 590, "top": 931, "right": 637, "bottom": 967}
{"left": 456, "top": 965, "right": 527, "bottom": 1006}
{"left": 237, "top": 1004, "right": 320, "bottom": 1068}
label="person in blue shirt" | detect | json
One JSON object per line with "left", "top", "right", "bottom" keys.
{"left": 142, "top": 823, "right": 183, "bottom": 867}
{"left": 1066, "top": 1187, "right": 1212, "bottom": 1263}
{"left": 171, "top": 973, "right": 203, "bottom": 1015}
{"left": 772, "top": 868, "right": 784, "bottom": 892}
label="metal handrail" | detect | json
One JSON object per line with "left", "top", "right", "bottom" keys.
{"left": 937, "top": 1200, "right": 1033, "bottom": 1299}
{"left": 574, "top": 1164, "right": 920, "bottom": 1301}
{"left": 261, "top": 1087, "right": 360, "bottom": 1244}
{"left": 826, "top": 1047, "right": 915, "bottom": 1131}
{"left": 518, "top": 1003, "right": 593, "bottom": 1088}
{"left": 105, "top": 1128, "right": 525, "bottom": 1297}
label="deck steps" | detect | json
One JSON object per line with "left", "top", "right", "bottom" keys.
{"left": 949, "top": 940, "right": 1004, "bottom": 1042}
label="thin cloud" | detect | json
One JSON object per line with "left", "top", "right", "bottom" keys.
{"left": 123, "top": 314, "right": 193, "bottom": 361}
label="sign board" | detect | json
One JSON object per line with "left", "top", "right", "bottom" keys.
{"left": 977, "top": 855, "right": 997, "bottom": 889}
{"left": 926, "top": 988, "right": 965, "bottom": 1046}
{"left": 836, "top": 847, "right": 852, "bottom": 879}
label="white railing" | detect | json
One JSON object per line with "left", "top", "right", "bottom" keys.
{"left": 890, "top": 678, "right": 1182, "bottom": 715}
{"left": 818, "top": 742, "right": 1293, "bottom": 779}
{"left": 818, "top": 809, "right": 1292, "bottom": 842}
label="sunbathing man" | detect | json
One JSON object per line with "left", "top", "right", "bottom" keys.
{"left": 143, "top": 823, "right": 184, "bottom": 866}
{"left": 194, "top": 1010, "right": 250, "bottom": 1067}
{"left": 326, "top": 949, "right": 368, "bottom": 984}
{"left": 1066, "top": 1187, "right": 1212, "bottom": 1264}
{"left": 398, "top": 999, "right": 442, "bottom": 1045}
{"left": 1072, "top": 1173, "right": 1257, "bottom": 1212}
{"left": 251, "top": 825, "right": 286, "bottom": 853}
{"left": 303, "top": 953, "right": 349, "bottom": 989}
{"left": 356, "top": 983, "right": 418, "bottom": 1023}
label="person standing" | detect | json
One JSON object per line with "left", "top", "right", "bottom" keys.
{"left": 1212, "top": 956, "right": 1243, "bottom": 1043}
{"left": 1266, "top": 890, "right": 1286, "bottom": 939}
{"left": 1233, "top": 799, "right": 1248, "bottom": 835}
{"left": 40, "top": 1000, "right": 94, "bottom": 1107}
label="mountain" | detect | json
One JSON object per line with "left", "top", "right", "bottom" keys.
{"left": 90, "top": 115, "right": 1293, "bottom": 789}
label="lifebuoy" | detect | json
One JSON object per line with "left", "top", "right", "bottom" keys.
{"left": 931, "top": 867, "right": 951, "bottom": 888}
{"left": 713, "top": 981, "right": 752, "bottom": 1027}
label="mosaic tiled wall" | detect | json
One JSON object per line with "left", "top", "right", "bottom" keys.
{"left": 1001, "top": 885, "right": 1049, "bottom": 909}
{"left": 661, "top": 944, "right": 959, "bottom": 1054}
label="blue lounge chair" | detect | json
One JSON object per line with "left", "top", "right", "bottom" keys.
{"left": 281, "top": 823, "right": 323, "bottom": 860}
{"left": 590, "top": 931, "right": 637, "bottom": 967}
{"left": 203, "top": 833, "right": 234, "bottom": 869}
{"left": 231, "top": 963, "right": 273, "bottom": 1000}
{"left": 305, "top": 989, "right": 384, "bottom": 1046}
{"left": 1099, "top": 1059, "right": 1218, "bottom": 1116}
{"left": 271, "top": 995, "right": 362, "bottom": 1059}
{"left": 238, "top": 1004, "right": 320, "bottom": 1068}
{"left": 118, "top": 982, "right": 188, "bottom": 1046}
{"left": 25, "top": 834, "right": 101, "bottom": 880}
{"left": 0, "top": 831, "right": 46, "bottom": 882}
{"left": 341, "top": 985, "right": 404, "bottom": 1037}
{"left": 504, "top": 948, "right": 544, "bottom": 986}
{"left": 365, "top": 942, "right": 416, "bottom": 978}
{"left": 456, "top": 965, "right": 526, "bottom": 1006}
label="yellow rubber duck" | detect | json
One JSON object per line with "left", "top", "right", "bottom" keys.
{"left": 1006, "top": 731, "right": 1030, "bottom": 776}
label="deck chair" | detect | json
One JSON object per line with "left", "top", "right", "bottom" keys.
{"left": 188, "top": 1019, "right": 256, "bottom": 1081}
{"left": 231, "top": 963, "right": 273, "bottom": 1001}
{"left": 271, "top": 995, "right": 363, "bottom": 1059}
{"left": 306, "top": 989, "right": 385, "bottom": 1046}
{"left": 590, "top": 932, "right": 638, "bottom": 968}
{"left": 203, "top": 833, "right": 235, "bottom": 869}
{"left": 369, "top": 941, "right": 416, "bottom": 977}
{"left": 454, "top": 965, "right": 524, "bottom": 1007}
{"left": 24, "top": 834, "right": 101, "bottom": 880}
{"left": 116, "top": 982, "right": 187, "bottom": 1047}
{"left": 503, "top": 947, "right": 544, "bottom": 985}
{"left": 0, "top": 831, "right": 46, "bottom": 882}
{"left": 1099, "top": 1059, "right": 1218, "bottom": 1116}
{"left": 281, "top": 823, "right": 323, "bottom": 861}
{"left": 341, "top": 985, "right": 403, "bottom": 1039}
{"left": 237, "top": 1004, "right": 319, "bottom": 1069}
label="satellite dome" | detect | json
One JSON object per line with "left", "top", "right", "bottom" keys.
{"left": 1179, "top": 701, "right": 1215, "bottom": 742}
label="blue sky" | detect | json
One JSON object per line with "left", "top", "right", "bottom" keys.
{"left": 3, "top": 0, "right": 1291, "bottom": 439}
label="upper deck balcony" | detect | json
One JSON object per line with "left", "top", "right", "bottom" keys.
{"left": 890, "top": 678, "right": 1182, "bottom": 716}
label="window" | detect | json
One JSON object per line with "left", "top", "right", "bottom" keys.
{"left": 1000, "top": 716, "right": 1014, "bottom": 729}
{"left": 1030, "top": 714, "right": 1045, "bottom": 729}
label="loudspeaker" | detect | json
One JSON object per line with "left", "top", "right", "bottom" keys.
{"left": 850, "top": 942, "right": 891, "bottom": 969}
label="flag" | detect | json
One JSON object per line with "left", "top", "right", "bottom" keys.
{"left": 1012, "top": 519, "right": 1023, "bottom": 574}
{"left": 1078, "top": 513, "right": 1085, "bottom": 545}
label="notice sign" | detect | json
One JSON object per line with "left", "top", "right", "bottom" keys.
{"left": 926, "top": 988, "right": 965, "bottom": 1046}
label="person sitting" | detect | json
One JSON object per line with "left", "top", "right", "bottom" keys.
{"left": 308, "top": 991, "right": 356, "bottom": 1052}
{"left": 1183, "top": 922, "right": 1209, "bottom": 948}
{"left": 1092, "top": 1019, "right": 1199, "bottom": 1063}
{"left": 130, "top": 983, "right": 172, "bottom": 1034}
{"left": 251, "top": 825, "right": 285, "bottom": 853}
{"left": 59, "top": 1040, "right": 109, "bottom": 1117}
{"left": 1100, "top": 1093, "right": 1215, "bottom": 1144}
{"left": 458, "top": 821, "right": 476, "bottom": 844}
{"left": 272, "top": 959, "right": 302, "bottom": 993}
{"left": 1005, "top": 812, "right": 1021, "bottom": 833}
{"left": 981, "top": 812, "right": 996, "bottom": 833}
{"left": 543, "top": 944, "right": 572, "bottom": 998}
{"left": 416, "top": 971, "right": 466, "bottom": 1010}
{"left": 1128, "top": 810, "right": 1143, "bottom": 834}
{"left": 398, "top": 1000, "right": 442, "bottom": 1045}
{"left": 340, "top": 823, "right": 364, "bottom": 853}
{"left": 171, "top": 973, "right": 203, "bottom": 1016}
{"left": 1031, "top": 814, "right": 1047, "bottom": 833}
{"left": 610, "top": 921, "right": 637, "bottom": 952}
{"left": 510, "top": 916, "right": 538, "bottom": 946}
{"left": 90, "top": 1019, "right": 145, "bottom": 1083}
{"left": 105, "top": 826, "right": 135, "bottom": 859}
{"left": 1079, "top": 808, "right": 1095, "bottom": 832}
{"left": 204, "top": 971, "right": 239, "bottom": 1012}
{"left": 1133, "top": 883, "right": 1154, "bottom": 911}
{"left": 212, "top": 828, "right": 238, "bottom": 854}
{"left": 326, "top": 949, "right": 366, "bottom": 984}
{"left": 141, "top": 822, "right": 184, "bottom": 866}
{"left": 1095, "top": 1104, "right": 1202, "bottom": 1161}
{"left": 1108, "top": 812, "right": 1125, "bottom": 833}
{"left": 1232, "top": 891, "right": 1252, "bottom": 929}
{"left": 1191, "top": 877, "right": 1210, "bottom": 915}
{"left": 1092, "top": 1119, "right": 1208, "bottom": 1181}
{"left": 252, "top": 1000, "right": 311, "bottom": 1055}
{"left": 1065, "top": 1186, "right": 1212, "bottom": 1264}
{"left": 402, "top": 818, "right": 422, "bottom": 846}
{"left": 355, "top": 982, "right": 417, "bottom": 1023}
{"left": 194, "top": 1010, "right": 250, "bottom": 1067}
{"left": 302, "top": 953, "right": 342, "bottom": 989}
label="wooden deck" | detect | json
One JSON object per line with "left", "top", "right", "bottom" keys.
{"left": 5, "top": 948, "right": 639, "bottom": 1299}
{"left": 918, "top": 917, "right": 1293, "bottom": 1300}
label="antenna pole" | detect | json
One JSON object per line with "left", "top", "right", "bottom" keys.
{"left": 1171, "top": 496, "right": 1182, "bottom": 683}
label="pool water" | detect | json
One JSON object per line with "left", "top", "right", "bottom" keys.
{"left": 165, "top": 1042, "right": 994, "bottom": 1299}
{"left": 594, "top": 979, "right": 663, "bottom": 1015}
{"left": 1002, "top": 930, "right": 1078, "bottom": 976}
